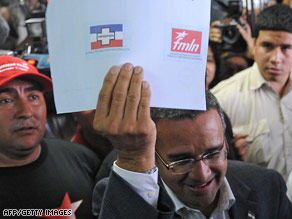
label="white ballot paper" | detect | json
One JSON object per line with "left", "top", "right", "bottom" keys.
{"left": 46, "top": 0, "right": 211, "bottom": 113}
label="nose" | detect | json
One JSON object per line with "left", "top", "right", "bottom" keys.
{"left": 270, "top": 47, "right": 283, "bottom": 64}
{"left": 15, "top": 97, "right": 33, "bottom": 119}
{"left": 188, "top": 160, "right": 212, "bottom": 182}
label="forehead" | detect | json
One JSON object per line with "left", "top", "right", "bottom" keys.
{"left": 256, "top": 30, "right": 292, "bottom": 45}
{"left": 156, "top": 109, "right": 224, "bottom": 154}
{"left": 0, "top": 78, "right": 41, "bottom": 91}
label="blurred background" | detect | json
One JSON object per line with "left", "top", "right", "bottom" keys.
{"left": 0, "top": 0, "right": 291, "bottom": 140}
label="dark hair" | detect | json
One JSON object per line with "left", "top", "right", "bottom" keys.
{"left": 254, "top": 4, "right": 292, "bottom": 38}
{"left": 17, "top": 76, "right": 43, "bottom": 91}
{"left": 150, "top": 90, "right": 226, "bottom": 131}
{"left": 208, "top": 41, "right": 221, "bottom": 89}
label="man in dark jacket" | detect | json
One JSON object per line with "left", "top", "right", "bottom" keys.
{"left": 92, "top": 63, "right": 291, "bottom": 218}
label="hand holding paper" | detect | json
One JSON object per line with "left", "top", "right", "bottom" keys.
{"left": 93, "top": 63, "right": 156, "bottom": 172}
{"left": 46, "top": 0, "right": 211, "bottom": 113}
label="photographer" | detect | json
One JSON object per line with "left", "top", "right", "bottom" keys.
{"left": 212, "top": 4, "right": 292, "bottom": 182}
{"left": 210, "top": 17, "right": 254, "bottom": 59}
{"left": 209, "top": 0, "right": 254, "bottom": 83}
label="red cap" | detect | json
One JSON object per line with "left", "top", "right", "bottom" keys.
{"left": 0, "top": 55, "right": 52, "bottom": 92}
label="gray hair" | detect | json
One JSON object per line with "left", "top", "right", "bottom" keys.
{"left": 150, "top": 90, "right": 226, "bottom": 131}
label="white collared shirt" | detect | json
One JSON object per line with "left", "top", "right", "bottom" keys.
{"left": 113, "top": 162, "right": 236, "bottom": 218}
{"left": 211, "top": 63, "right": 292, "bottom": 181}
{"left": 113, "top": 161, "right": 160, "bottom": 207}
{"left": 287, "top": 171, "right": 292, "bottom": 202}
{"left": 162, "top": 178, "right": 235, "bottom": 219}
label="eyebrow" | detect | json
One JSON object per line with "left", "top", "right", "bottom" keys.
{"left": 261, "top": 41, "right": 292, "bottom": 47}
{"left": 0, "top": 86, "right": 42, "bottom": 94}
{"left": 167, "top": 144, "right": 224, "bottom": 161}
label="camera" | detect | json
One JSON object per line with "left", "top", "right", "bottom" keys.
{"left": 20, "top": 0, "right": 48, "bottom": 54}
{"left": 17, "top": 0, "right": 50, "bottom": 76}
{"left": 218, "top": 0, "right": 247, "bottom": 53}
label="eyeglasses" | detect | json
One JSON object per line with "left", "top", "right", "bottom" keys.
{"left": 155, "top": 139, "right": 228, "bottom": 175}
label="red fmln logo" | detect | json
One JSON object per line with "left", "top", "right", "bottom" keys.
{"left": 171, "top": 28, "right": 202, "bottom": 54}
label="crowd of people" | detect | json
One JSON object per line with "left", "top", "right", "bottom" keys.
{"left": 0, "top": 1, "right": 292, "bottom": 219}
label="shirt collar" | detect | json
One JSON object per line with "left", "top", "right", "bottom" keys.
{"left": 249, "top": 62, "right": 292, "bottom": 91}
{"left": 249, "top": 63, "right": 268, "bottom": 90}
{"left": 162, "top": 177, "right": 236, "bottom": 216}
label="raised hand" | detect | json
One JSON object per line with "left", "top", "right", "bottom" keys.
{"left": 209, "top": 20, "right": 222, "bottom": 43}
{"left": 237, "top": 18, "right": 254, "bottom": 59}
{"left": 233, "top": 134, "right": 249, "bottom": 161}
{"left": 93, "top": 63, "right": 156, "bottom": 172}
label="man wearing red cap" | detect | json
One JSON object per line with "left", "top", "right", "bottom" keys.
{"left": 0, "top": 55, "right": 99, "bottom": 218}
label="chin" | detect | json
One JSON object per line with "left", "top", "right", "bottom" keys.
{"left": 15, "top": 139, "right": 40, "bottom": 151}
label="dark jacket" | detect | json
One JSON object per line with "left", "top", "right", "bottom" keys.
{"left": 93, "top": 160, "right": 292, "bottom": 219}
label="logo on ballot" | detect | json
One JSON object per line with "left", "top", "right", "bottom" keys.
{"left": 171, "top": 28, "right": 202, "bottom": 54}
{"left": 90, "top": 24, "right": 123, "bottom": 50}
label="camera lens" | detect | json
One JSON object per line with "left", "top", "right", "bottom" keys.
{"left": 222, "top": 25, "right": 240, "bottom": 44}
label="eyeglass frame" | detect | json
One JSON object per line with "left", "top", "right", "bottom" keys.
{"left": 155, "top": 138, "right": 228, "bottom": 175}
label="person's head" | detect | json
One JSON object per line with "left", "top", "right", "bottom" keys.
{"left": 0, "top": 55, "right": 52, "bottom": 165}
{"left": 253, "top": 4, "right": 292, "bottom": 85}
{"left": 206, "top": 46, "right": 216, "bottom": 89}
{"left": 206, "top": 43, "right": 221, "bottom": 89}
{"left": 151, "top": 91, "right": 228, "bottom": 216}
{"left": 220, "top": 52, "right": 251, "bottom": 80}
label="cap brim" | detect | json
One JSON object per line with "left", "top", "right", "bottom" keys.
{"left": 0, "top": 72, "right": 52, "bottom": 92}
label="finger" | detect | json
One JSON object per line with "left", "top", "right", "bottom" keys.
{"left": 233, "top": 134, "right": 248, "bottom": 142}
{"left": 124, "top": 66, "right": 144, "bottom": 121}
{"left": 241, "top": 146, "right": 249, "bottom": 161}
{"left": 95, "top": 65, "right": 121, "bottom": 119}
{"left": 239, "top": 142, "right": 249, "bottom": 150}
{"left": 209, "top": 35, "right": 222, "bottom": 43}
{"left": 210, "top": 28, "right": 222, "bottom": 43}
{"left": 211, "top": 38, "right": 222, "bottom": 43}
{"left": 237, "top": 24, "right": 253, "bottom": 45}
{"left": 210, "top": 30, "right": 222, "bottom": 38}
{"left": 239, "top": 17, "right": 246, "bottom": 24}
{"left": 236, "top": 143, "right": 248, "bottom": 160}
{"left": 137, "top": 81, "right": 151, "bottom": 122}
{"left": 211, "top": 20, "right": 221, "bottom": 27}
{"left": 109, "top": 63, "right": 134, "bottom": 119}
{"left": 237, "top": 24, "right": 246, "bottom": 37}
{"left": 211, "top": 28, "right": 222, "bottom": 34}
{"left": 245, "top": 22, "right": 251, "bottom": 34}
{"left": 241, "top": 146, "right": 248, "bottom": 154}
{"left": 234, "top": 139, "right": 249, "bottom": 152}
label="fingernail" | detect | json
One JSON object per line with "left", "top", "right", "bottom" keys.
{"left": 110, "top": 66, "right": 120, "bottom": 75}
{"left": 123, "top": 63, "right": 133, "bottom": 71}
{"left": 142, "top": 81, "right": 149, "bottom": 89}
{"left": 134, "top": 67, "right": 141, "bottom": 74}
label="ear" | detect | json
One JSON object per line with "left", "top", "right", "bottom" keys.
{"left": 252, "top": 37, "right": 257, "bottom": 55}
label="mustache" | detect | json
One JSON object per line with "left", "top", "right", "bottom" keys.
{"left": 267, "top": 64, "right": 282, "bottom": 69}
{"left": 10, "top": 119, "right": 40, "bottom": 131}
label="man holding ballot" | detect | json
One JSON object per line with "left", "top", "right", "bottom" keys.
{"left": 92, "top": 63, "right": 292, "bottom": 219}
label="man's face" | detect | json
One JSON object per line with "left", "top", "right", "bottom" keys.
{"left": 254, "top": 30, "right": 292, "bottom": 84}
{"left": 155, "top": 109, "right": 227, "bottom": 214}
{"left": 0, "top": 78, "right": 46, "bottom": 159}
